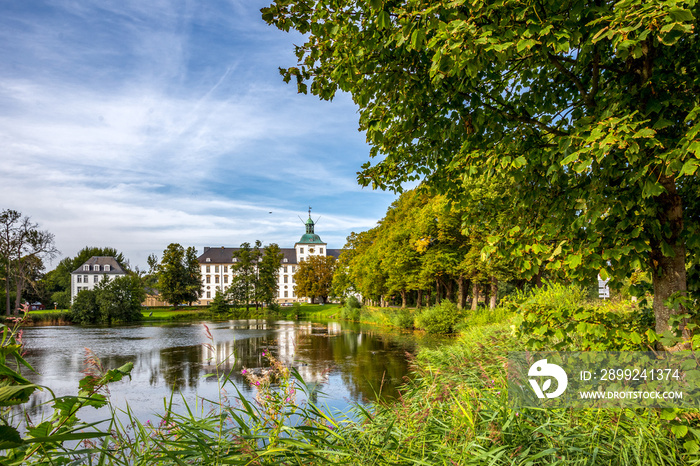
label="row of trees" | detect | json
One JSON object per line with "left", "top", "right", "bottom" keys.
{"left": 264, "top": 0, "right": 700, "bottom": 337}
{"left": 332, "top": 188, "right": 523, "bottom": 309}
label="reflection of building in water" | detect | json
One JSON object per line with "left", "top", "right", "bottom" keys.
{"left": 196, "top": 212, "right": 342, "bottom": 305}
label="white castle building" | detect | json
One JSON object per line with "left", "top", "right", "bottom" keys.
{"left": 196, "top": 214, "right": 341, "bottom": 305}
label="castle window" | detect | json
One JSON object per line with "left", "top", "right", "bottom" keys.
{"left": 215, "top": 265, "right": 219, "bottom": 273}
{"left": 206, "top": 275, "right": 211, "bottom": 284}
{"left": 283, "top": 266, "right": 288, "bottom": 273}
{"left": 284, "top": 275, "right": 288, "bottom": 283}
{"left": 94, "top": 275, "right": 99, "bottom": 283}
{"left": 206, "top": 266, "right": 210, "bottom": 273}
{"left": 215, "top": 275, "right": 219, "bottom": 283}
{"left": 77, "top": 275, "right": 82, "bottom": 283}
{"left": 223, "top": 266, "right": 228, "bottom": 273}
{"left": 284, "top": 291, "right": 288, "bottom": 298}
{"left": 224, "top": 275, "right": 228, "bottom": 284}
{"left": 300, "top": 248, "right": 304, "bottom": 254}
{"left": 83, "top": 275, "right": 88, "bottom": 282}
{"left": 207, "top": 291, "right": 211, "bottom": 298}
{"left": 320, "top": 248, "right": 324, "bottom": 254}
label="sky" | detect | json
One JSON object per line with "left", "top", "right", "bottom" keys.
{"left": 0, "top": 0, "right": 400, "bottom": 270}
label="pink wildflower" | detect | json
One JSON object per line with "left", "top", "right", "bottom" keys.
{"left": 241, "top": 369, "right": 247, "bottom": 375}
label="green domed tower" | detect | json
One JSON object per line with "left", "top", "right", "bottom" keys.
{"left": 295, "top": 209, "right": 327, "bottom": 261}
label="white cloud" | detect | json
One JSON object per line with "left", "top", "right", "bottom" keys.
{"left": 0, "top": 0, "right": 397, "bottom": 270}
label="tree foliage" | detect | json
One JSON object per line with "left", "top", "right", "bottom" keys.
{"left": 230, "top": 241, "right": 262, "bottom": 311}
{"left": 70, "top": 275, "right": 145, "bottom": 324}
{"left": 43, "top": 247, "right": 129, "bottom": 297}
{"left": 264, "top": 0, "right": 700, "bottom": 334}
{"left": 157, "top": 244, "right": 202, "bottom": 307}
{"left": 0, "top": 209, "right": 58, "bottom": 315}
{"left": 257, "top": 244, "right": 285, "bottom": 307}
{"left": 294, "top": 255, "right": 336, "bottom": 304}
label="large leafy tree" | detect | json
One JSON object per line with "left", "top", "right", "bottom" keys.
{"left": 0, "top": 210, "right": 58, "bottom": 315}
{"left": 257, "top": 243, "right": 285, "bottom": 307}
{"left": 264, "top": 0, "right": 700, "bottom": 335}
{"left": 230, "top": 241, "right": 262, "bottom": 311}
{"left": 294, "top": 255, "right": 337, "bottom": 304}
{"left": 157, "top": 243, "right": 202, "bottom": 307}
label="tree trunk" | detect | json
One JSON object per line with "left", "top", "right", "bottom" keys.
{"left": 471, "top": 281, "right": 479, "bottom": 311}
{"left": 416, "top": 290, "right": 422, "bottom": 308}
{"left": 4, "top": 275, "right": 10, "bottom": 316}
{"left": 650, "top": 174, "right": 688, "bottom": 339}
{"left": 445, "top": 279, "right": 454, "bottom": 302}
{"left": 489, "top": 276, "right": 498, "bottom": 310}
{"left": 14, "top": 279, "right": 23, "bottom": 315}
{"left": 435, "top": 279, "right": 441, "bottom": 304}
{"left": 400, "top": 290, "right": 407, "bottom": 308}
{"left": 457, "top": 276, "right": 466, "bottom": 309}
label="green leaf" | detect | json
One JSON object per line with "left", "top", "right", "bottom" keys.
{"left": 377, "top": 11, "right": 391, "bottom": 30}
{"left": 669, "top": 8, "right": 694, "bottom": 22}
{"left": 660, "top": 408, "right": 678, "bottom": 420}
{"left": 672, "top": 424, "right": 689, "bottom": 438}
{"left": 684, "top": 440, "right": 700, "bottom": 454}
{"left": 567, "top": 254, "right": 582, "bottom": 269}
{"left": 680, "top": 159, "right": 698, "bottom": 176}
{"left": 0, "top": 425, "right": 22, "bottom": 449}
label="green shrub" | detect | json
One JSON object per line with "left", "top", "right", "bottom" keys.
{"left": 415, "top": 301, "right": 463, "bottom": 334}
{"left": 69, "top": 275, "right": 145, "bottom": 324}
{"left": 69, "top": 289, "right": 99, "bottom": 324}
{"left": 341, "top": 305, "right": 361, "bottom": 322}
{"left": 345, "top": 295, "right": 361, "bottom": 309}
{"left": 392, "top": 308, "right": 414, "bottom": 329}
{"left": 513, "top": 282, "right": 655, "bottom": 351}
{"left": 209, "top": 290, "right": 231, "bottom": 314}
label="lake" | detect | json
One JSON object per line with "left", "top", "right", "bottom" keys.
{"left": 16, "top": 318, "right": 423, "bottom": 426}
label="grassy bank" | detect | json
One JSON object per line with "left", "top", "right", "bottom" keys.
{"left": 4, "top": 285, "right": 696, "bottom": 464}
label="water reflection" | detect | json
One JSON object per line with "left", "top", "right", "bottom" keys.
{"left": 17, "top": 319, "right": 417, "bottom": 424}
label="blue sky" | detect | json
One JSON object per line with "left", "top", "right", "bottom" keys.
{"left": 0, "top": 0, "right": 399, "bottom": 270}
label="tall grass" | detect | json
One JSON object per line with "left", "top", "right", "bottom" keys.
{"left": 5, "top": 298, "right": 697, "bottom": 464}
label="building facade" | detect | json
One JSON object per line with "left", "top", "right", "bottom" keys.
{"left": 196, "top": 216, "right": 341, "bottom": 305}
{"left": 70, "top": 256, "right": 127, "bottom": 302}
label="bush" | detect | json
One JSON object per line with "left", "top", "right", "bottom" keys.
{"left": 392, "top": 308, "right": 414, "bottom": 329}
{"left": 69, "top": 275, "right": 145, "bottom": 324}
{"left": 209, "top": 290, "right": 231, "bottom": 314}
{"left": 70, "top": 289, "right": 99, "bottom": 324}
{"left": 340, "top": 296, "right": 362, "bottom": 321}
{"left": 50, "top": 290, "right": 71, "bottom": 310}
{"left": 415, "top": 301, "right": 463, "bottom": 334}
{"left": 345, "top": 295, "right": 361, "bottom": 309}
{"left": 513, "top": 282, "right": 655, "bottom": 351}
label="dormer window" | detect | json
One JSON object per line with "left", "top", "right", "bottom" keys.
{"left": 104, "top": 265, "right": 110, "bottom": 272}
{"left": 83, "top": 265, "right": 90, "bottom": 271}
{"left": 206, "top": 258, "right": 211, "bottom": 262}
{"left": 283, "top": 258, "right": 288, "bottom": 263}
{"left": 93, "top": 265, "right": 100, "bottom": 272}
